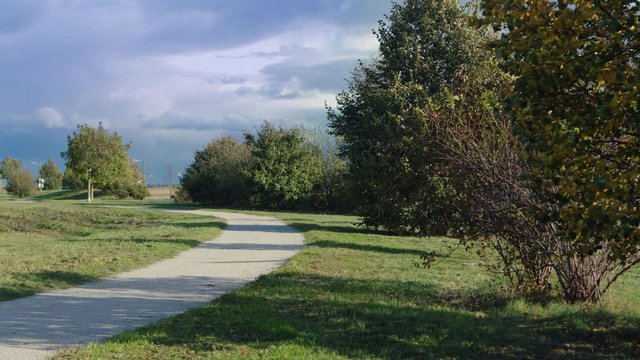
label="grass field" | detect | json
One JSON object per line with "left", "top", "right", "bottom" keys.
{"left": 56, "top": 210, "right": 640, "bottom": 359}
{"left": 0, "top": 196, "right": 223, "bottom": 301}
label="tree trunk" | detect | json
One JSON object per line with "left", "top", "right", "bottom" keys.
{"left": 87, "top": 178, "right": 92, "bottom": 203}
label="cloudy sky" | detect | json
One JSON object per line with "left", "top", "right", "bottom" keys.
{"left": 0, "top": 0, "right": 392, "bottom": 183}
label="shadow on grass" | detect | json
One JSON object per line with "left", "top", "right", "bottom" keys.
{"left": 30, "top": 190, "right": 105, "bottom": 201}
{"left": 167, "top": 221, "right": 226, "bottom": 230}
{"left": 0, "top": 270, "right": 100, "bottom": 301}
{"left": 288, "top": 221, "right": 385, "bottom": 236}
{"left": 60, "top": 237, "right": 204, "bottom": 247}
{"left": 312, "top": 239, "right": 436, "bottom": 258}
{"left": 108, "top": 272, "right": 640, "bottom": 359}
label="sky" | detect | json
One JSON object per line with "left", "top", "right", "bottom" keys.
{"left": 0, "top": 0, "right": 392, "bottom": 184}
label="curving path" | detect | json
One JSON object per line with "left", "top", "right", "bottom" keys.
{"left": 0, "top": 210, "right": 304, "bottom": 360}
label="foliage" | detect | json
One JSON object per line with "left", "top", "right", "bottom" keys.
{"left": 62, "top": 168, "right": 85, "bottom": 190}
{"left": 170, "top": 186, "right": 191, "bottom": 203}
{"left": 307, "top": 131, "right": 353, "bottom": 212}
{"left": 0, "top": 156, "right": 23, "bottom": 180}
{"left": 181, "top": 136, "right": 252, "bottom": 205}
{"left": 61, "top": 123, "right": 132, "bottom": 202}
{"left": 420, "top": 72, "right": 557, "bottom": 294}
{"left": 6, "top": 169, "right": 35, "bottom": 198}
{"left": 39, "top": 159, "right": 63, "bottom": 190}
{"left": 245, "top": 122, "right": 321, "bottom": 209}
{"left": 102, "top": 160, "right": 149, "bottom": 200}
{"left": 481, "top": 0, "right": 640, "bottom": 302}
{"left": 329, "top": 0, "right": 494, "bottom": 234}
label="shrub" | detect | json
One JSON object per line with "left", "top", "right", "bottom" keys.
{"left": 245, "top": 123, "right": 321, "bottom": 209}
{"left": 7, "top": 170, "right": 35, "bottom": 198}
{"left": 181, "top": 136, "right": 252, "bottom": 205}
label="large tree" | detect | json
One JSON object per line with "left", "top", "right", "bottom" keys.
{"left": 329, "top": 0, "right": 493, "bottom": 234}
{"left": 481, "top": 0, "right": 640, "bottom": 301}
{"left": 245, "top": 122, "right": 321, "bottom": 209}
{"left": 181, "top": 136, "right": 252, "bottom": 205}
{"left": 39, "top": 159, "right": 63, "bottom": 190}
{"left": 61, "top": 123, "right": 131, "bottom": 202}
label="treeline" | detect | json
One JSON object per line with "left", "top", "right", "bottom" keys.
{"left": 178, "top": 122, "right": 352, "bottom": 212}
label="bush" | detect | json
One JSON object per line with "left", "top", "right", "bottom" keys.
{"left": 181, "top": 136, "right": 252, "bottom": 205}
{"left": 245, "top": 123, "right": 321, "bottom": 209}
{"left": 7, "top": 170, "right": 35, "bottom": 198}
{"left": 171, "top": 186, "right": 191, "bottom": 203}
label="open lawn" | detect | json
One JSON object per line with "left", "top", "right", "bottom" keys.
{"left": 0, "top": 198, "right": 223, "bottom": 301}
{"left": 56, "top": 210, "right": 640, "bottom": 359}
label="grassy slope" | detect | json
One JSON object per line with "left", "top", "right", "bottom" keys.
{"left": 0, "top": 198, "right": 223, "bottom": 301}
{"left": 57, "top": 211, "right": 640, "bottom": 359}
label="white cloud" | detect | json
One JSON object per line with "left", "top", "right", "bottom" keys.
{"left": 35, "top": 106, "right": 65, "bottom": 128}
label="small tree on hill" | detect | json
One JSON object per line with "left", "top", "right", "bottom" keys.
{"left": 39, "top": 159, "right": 63, "bottom": 190}
{"left": 61, "top": 123, "right": 131, "bottom": 202}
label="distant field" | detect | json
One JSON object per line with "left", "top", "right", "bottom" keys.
{"left": 147, "top": 187, "right": 173, "bottom": 200}
{"left": 0, "top": 198, "right": 223, "bottom": 301}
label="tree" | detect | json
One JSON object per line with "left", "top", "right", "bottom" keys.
{"left": 329, "top": 0, "right": 493, "bottom": 234}
{"left": 307, "top": 130, "right": 353, "bottom": 212}
{"left": 0, "top": 157, "right": 23, "bottom": 180}
{"left": 102, "top": 160, "right": 148, "bottom": 200}
{"left": 245, "top": 122, "right": 321, "bottom": 209}
{"left": 61, "top": 123, "right": 131, "bottom": 202}
{"left": 481, "top": 0, "right": 640, "bottom": 302}
{"left": 6, "top": 169, "right": 35, "bottom": 198}
{"left": 39, "top": 159, "right": 63, "bottom": 190}
{"left": 329, "top": 0, "right": 564, "bottom": 297}
{"left": 181, "top": 136, "right": 252, "bottom": 205}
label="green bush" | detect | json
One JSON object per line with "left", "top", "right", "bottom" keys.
{"left": 181, "top": 136, "right": 252, "bottom": 205}
{"left": 7, "top": 170, "right": 36, "bottom": 198}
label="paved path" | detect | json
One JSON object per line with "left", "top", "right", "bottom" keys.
{"left": 0, "top": 210, "right": 304, "bottom": 360}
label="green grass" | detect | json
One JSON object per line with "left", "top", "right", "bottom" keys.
{"left": 0, "top": 199, "right": 223, "bottom": 301}
{"left": 55, "top": 210, "right": 640, "bottom": 359}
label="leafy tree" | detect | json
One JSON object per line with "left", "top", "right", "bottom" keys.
{"left": 103, "top": 160, "right": 148, "bottom": 200}
{"left": 61, "top": 123, "right": 131, "bottom": 202}
{"left": 0, "top": 157, "right": 23, "bottom": 180}
{"left": 6, "top": 169, "right": 35, "bottom": 198}
{"left": 307, "top": 130, "right": 353, "bottom": 212}
{"left": 329, "top": 0, "right": 493, "bottom": 233}
{"left": 245, "top": 122, "right": 321, "bottom": 209}
{"left": 39, "top": 159, "right": 63, "bottom": 190}
{"left": 481, "top": 0, "right": 640, "bottom": 302}
{"left": 181, "top": 136, "right": 252, "bottom": 205}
